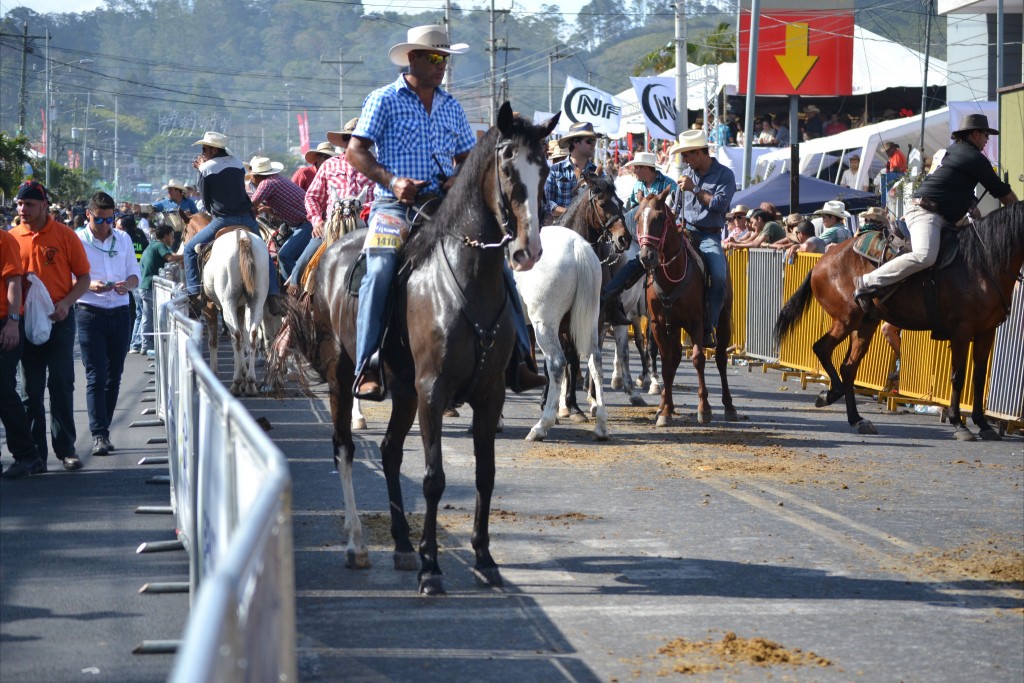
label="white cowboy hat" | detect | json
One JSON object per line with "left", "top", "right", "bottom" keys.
{"left": 326, "top": 117, "right": 360, "bottom": 146}
{"left": 547, "top": 139, "right": 567, "bottom": 161}
{"left": 248, "top": 156, "right": 285, "bottom": 176}
{"left": 727, "top": 204, "right": 751, "bottom": 218}
{"left": 192, "top": 131, "right": 230, "bottom": 150}
{"left": 669, "top": 129, "right": 709, "bottom": 156}
{"left": 859, "top": 206, "right": 889, "bottom": 223}
{"left": 162, "top": 179, "right": 187, "bottom": 192}
{"left": 813, "top": 200, "right": 850, "bottom": 220}
{"left": 304, "top": 142, "right": 338, "bottom": 165}
{"left": 388, "top": 24, "right": 469, "bottom": 67}
{"left": 624, "top": 152, "right": 658, "bottom": 169}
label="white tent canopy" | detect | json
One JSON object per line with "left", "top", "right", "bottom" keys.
{"left": 754, "top": 106, "right": 954, "bottom": 189}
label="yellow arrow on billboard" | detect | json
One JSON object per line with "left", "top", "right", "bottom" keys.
{"left": 775, "top": 22, "right": 819, "bottom": 89}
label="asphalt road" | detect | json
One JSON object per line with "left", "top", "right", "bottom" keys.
{"left": 2, "top": 339, "right": 1022, "bottom": 682}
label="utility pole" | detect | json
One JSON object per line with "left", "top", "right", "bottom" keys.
{"left": 487, "top": 0, "right": 516, "bottom": 125}
{"left": 320, "top": 50, "right": 362, "bottom": 129}
{"left": 19, "top": 22, "right": 28, "bottom": 134}
{"left": 44, "top": 30, "right": 50, "bottom": 187}
{"left": 114, "top": 93, "right": 119, "bottom": 199}
{"left": 82, "top": 91, "right": 91, "bottom": 174}
{"left": 443, "top": 0, "right": 453, "bottom": 89}
{"left": 547, "top": 45, "right": 569, "bottom": 113}
{"left": 674, "top": 1, "right": 687, "bottom": 173}
{"left": 489, "top": 0, "right": 497, "bottom": 125}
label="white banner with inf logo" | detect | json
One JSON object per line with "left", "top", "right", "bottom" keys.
{"left": 629, "top": 76, "right": 679, "bottom": 142}
{"left": 559, "top": 76, "right": 623, "bottom": 137}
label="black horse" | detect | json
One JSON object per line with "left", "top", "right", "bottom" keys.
{"left": 279, "top": 103, "right": 558, "bottom": 594}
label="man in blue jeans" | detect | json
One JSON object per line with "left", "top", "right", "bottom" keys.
{"left": 346, "top": 24, "right": 545, "bottom": 400}
{"left": 183, "top": 131, "right": 282, "bottom": 316}
{"left": 74, "top": 191, "right": 142, "bottom": 456}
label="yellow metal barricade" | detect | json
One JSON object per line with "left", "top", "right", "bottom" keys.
{"left": 776, "top": 253, "right": 896, "bottom": 391}
{"left": 727, "top": 249, "right": 748, "bottom": 353}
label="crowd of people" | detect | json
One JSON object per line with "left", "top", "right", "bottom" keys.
{"left": 1, "top": 22, "right": 1014, "bottom": 480}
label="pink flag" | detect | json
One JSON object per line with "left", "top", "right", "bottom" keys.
{"left": 298, "top": 111, "right": 310, "bottom": 155}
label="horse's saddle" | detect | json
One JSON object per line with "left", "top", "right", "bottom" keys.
{"left": 855, "top": 223, "right": 959, "bottom": 271}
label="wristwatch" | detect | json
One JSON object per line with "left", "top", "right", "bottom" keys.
{"left": 7, "top": 313, "right": 19, "bottom": 322}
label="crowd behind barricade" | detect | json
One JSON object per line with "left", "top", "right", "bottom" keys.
{"left": 1, "top": 15, "right": 1016, "bottom": 481}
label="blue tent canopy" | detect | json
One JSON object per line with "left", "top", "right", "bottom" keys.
{"left": 731, "top": 171, "right": 878, "bottom": 215}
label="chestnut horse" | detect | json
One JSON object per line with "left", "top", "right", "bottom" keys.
{"left": 635, "top": 189, "right": 737, "bottom": 426}
{"left": 277, "top": 104, "right": 557, "bottom": 595}
{"left": 774, "top": 202, "right": 1024, "bottom": 441}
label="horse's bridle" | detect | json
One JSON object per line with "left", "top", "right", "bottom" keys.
{"left": 586, "top": 187, "right": 628, "bottom": 265}
{"left": 637, "top": 203, "right": 688, "bottom": 278}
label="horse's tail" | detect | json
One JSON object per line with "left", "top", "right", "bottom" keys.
{"left": 237, "top": 231, "right": 258, "bottom": 300}
{"left": 265, "top": 292, "right": 320, "bottom": 397}
{"left": 570, "top": 238, "right": 601, "bottom": 357}
{"left": 773, "top": 271, "right": 814, "bottom": 346}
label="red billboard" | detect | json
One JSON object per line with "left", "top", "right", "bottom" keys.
{"left": 738, "top": 11, "right": 854, "bottom": 96}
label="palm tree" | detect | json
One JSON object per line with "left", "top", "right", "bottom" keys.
{"left": 631, "top": 21, "right": 736, "bottom": 75}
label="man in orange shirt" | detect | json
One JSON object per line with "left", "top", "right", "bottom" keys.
{"left": 883, "top": 141, "right": 908, "bottom": 173}
{"left": 10, "top": 181, "right": 92, "bottom": 472}
{"left": 0, "top": 227, "right": 38, "bottom": 478}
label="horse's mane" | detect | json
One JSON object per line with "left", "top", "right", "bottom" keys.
{"left": 558, "top": 174, "right": 616, "bottom": 227}
{"left": 959, "top": 201, "right": 1024, "bottom": 276}
{"left": 402, "top": 116, "right": 541, "bottom": 269}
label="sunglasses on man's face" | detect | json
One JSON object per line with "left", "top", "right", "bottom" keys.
{"left": 421, "top": 53, "right": 450, "bottom": 65}
{"left": 91, "top": 215, "right": 116, "bottom": 225}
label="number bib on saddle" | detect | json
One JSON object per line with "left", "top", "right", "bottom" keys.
{"left": 363, "top": 211, "right": 410, "bottom": 252}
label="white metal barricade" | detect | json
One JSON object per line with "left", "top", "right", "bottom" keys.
{"left": 168, "top": 337, "right": 296, "bottom": 683}
{"left": 986, "top": 282, "right": 1024, "bottom": 423}
{"left": 148, "top": 277, "right": 296, "bottom": 680}
{"left": 745, "top": 249, "right": 785, "bottom": 362}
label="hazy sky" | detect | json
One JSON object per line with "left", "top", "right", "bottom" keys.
{"left": 2, "top": 0, "right": 598, "bottom": 19}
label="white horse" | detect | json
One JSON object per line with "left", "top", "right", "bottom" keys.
{"left": 514, "top": 225, "right": 608, "bottom": 441}
{"left": 202, "top": 228, "right": 270, "bottom": 396}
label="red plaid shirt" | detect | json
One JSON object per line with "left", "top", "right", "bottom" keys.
{"left": 292, "top": 165, "right": 317, "bottom": 190}
{"left": 248, "top": 174, "right": 308, "bottom": 226}
{"left": 304, "top": 153, "right": 375, "bottom": 225}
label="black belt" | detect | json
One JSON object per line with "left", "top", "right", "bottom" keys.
{"left": 76, "top": 303, "right": 129, "bottom": 315}
{"left": 912, "top": 197, "right": 941, "bottom": 213}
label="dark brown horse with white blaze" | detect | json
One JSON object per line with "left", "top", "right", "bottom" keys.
{"left": 277, "top": 104, "right": 557, "bottom": 595}
{"left": 635, "top": 189, "right": 738, "bottom": 427}
{"left": 774, "top": 202, "right": 1024, "bottom": 441}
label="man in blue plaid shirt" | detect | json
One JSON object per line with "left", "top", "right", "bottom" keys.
{"left": 543, "top": 121, "right": 603, "bottom": 223}
{"left": 347, "top": 25, "right": 546, "bottom": 399}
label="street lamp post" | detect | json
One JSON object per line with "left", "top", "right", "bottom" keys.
{"left": 285, "top": 82, "right": 293, "bottom": 155}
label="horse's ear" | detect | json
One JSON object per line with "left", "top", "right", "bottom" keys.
{"left": 541, "top": 112, "right": 560, "bottom": 138}
{"left": 657, "top": 187, "right": 673, "bottom": 202}
{"left": 497, "top": 102, "right": 514, "bottom": 136}
{"left": 584, "top": 171, "right": 601, "bottom": 186}
{"left": 356, "top": 185, "right": 368, "bottom": 204}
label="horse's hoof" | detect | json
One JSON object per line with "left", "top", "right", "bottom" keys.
{"left": 419, "top": 575, "right": 446, "bottom": 596}
{"left": 815, "top": 391, "right": 829, "bottom": 408}
{"left": 524, "top": 428, "right": 548, "bottom": 444}
{"left": 629, "top": 395, "right": 647, "bottom": 407}
{"left": 610, "top": 377, "right": 623, "bottom": 390}
{"left": 854, "top": 420, "right": 878, "bottom": 435}
{"left": 978, "top": 428, "right": 1002, "bottom": 441}
{"left": 393, "top": 551, "right": 419, "bottom": 571}
{"left": 656, "top": 414, "right": 671, "bottom": 427}
{"left": 954, "top": 428, "right": 976, "bottom": 442}
{"left": 648, "top": 385, "right": 660, "bottom": 395}
{"left": 697, "top": 409, "right": 712, "bottom": 425}
{"left": 443, "top": 408, "right": 460, "bottom": 418}
{"left": 569, "top": 411, "right": 589, "bottom": 424}
{"left": 557, "top": 407, "right": 570, "bottom": 419}
{"left": 496, "top": 417, "right": 504, "bottom": 433}
{"left": 724, "top": 408, "right": 741, "bottom": 421}
{"left": 593, "top": 429, "right": 610, "bottom": 442}
{"left": 352, "top": 418, "right": 367, "bottom": 431}
{"left": 471, "top": 566, "right": 504, "bottom": 587}
{"left": 345, "top": 548, "right": 371, "bottom": 569}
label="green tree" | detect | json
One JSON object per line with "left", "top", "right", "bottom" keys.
{"left": 0, "top": 133, "right": 32, "bottom": 200}
{"left": 631, "top": 21, "right": 736, "bottom": 75}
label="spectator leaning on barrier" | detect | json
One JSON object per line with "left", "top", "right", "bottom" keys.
{"left": 811, "top": 200, "right": 854, "bottom": 252}
{"left": 138, "top": 224, "right": 182, "bottom": 356}
{"left": 730, "top": 208, "right": 788, "bottom": 249}
{"left": 783, "top": 218, "right": 824, "bottom": 264}
{"left": 0, "top": 227, "right": 39, "bottom": 479}
{"left": 75, "top": 191, "right": 142, "bottom": 457}
{"left": 10, "top": 180, "right": 92, "bottom": 472}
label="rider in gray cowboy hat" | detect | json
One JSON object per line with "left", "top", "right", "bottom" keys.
{"left": 854, "top": 113, "right": 1018, "bottom": 309}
